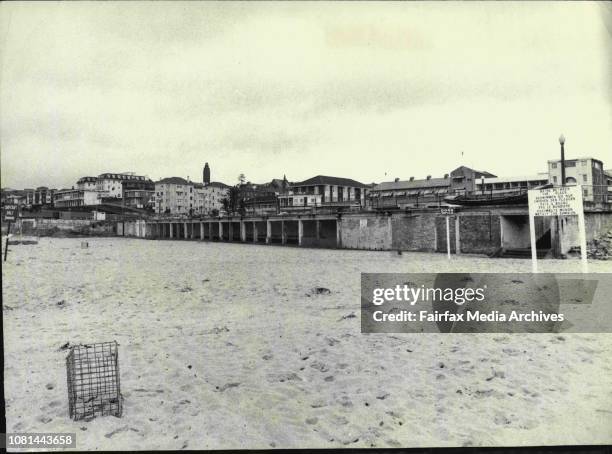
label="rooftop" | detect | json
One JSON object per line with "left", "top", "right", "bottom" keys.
{"left": 292, "top": 175, "right": 367, "bottom": 188}
{"left": 372, "top": 177, "right": 450, "bottom": 192}
{"left": 156, "top": 177, "right": 191, "bottom": 185}
{"left": 77, "top": 176, "right": 98, "bottom": 183}
{"left": 451, "top": 165, "right": 496, "bottom": 179}
{"left": 206, "top": 181, "right": 230, "bottom": 188}
{"left": 547, "top": 157, "right": 604, "bottom": 164}
{"left": 481, "top": 173, "right": 549, "bottom": 184}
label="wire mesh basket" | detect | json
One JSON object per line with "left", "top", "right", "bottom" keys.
{"left": 66, "top": 341, "right": 122, "bottom": 421}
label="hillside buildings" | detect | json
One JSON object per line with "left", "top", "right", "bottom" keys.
{"left": 53, "top": 173, "right": 153, "bottom": 210}
{"left": 3, "top": 142, "right": 610, "bottom": 219}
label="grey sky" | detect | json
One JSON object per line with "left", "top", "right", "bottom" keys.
{"left": 1, "top": 1, "right": 611, "bottom": 190}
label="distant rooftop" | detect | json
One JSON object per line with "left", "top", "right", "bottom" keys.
{"left": 292, "top": 175, "right": 367, "bottom": 188}
{"left": 547, "top": 157, "right": 604, "bottom": 164}
{"left": 451, "top": 165, "right": 496, "bottom": 179}
{"left": 206, "top": 181, "right": 230, "bottom": 188}
{"left": 373, "top": 177, "right": 450, "bottom": 192}
{"left": 481, "top": 173, "right": 549, "bottom": 184}
{"left": 99, "top": 172, "right": 147, "bottom": 181}
{"left": 77, "top": 176, "right": 98, "bottom": 183}
{"left": 156, "top": 177, "right": 191, "bottom": 185}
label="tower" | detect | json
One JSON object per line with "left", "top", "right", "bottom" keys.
{"left": 203, "top": 162, "right": 210, "bottom": 185}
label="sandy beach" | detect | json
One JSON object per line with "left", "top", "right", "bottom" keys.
{"left": 3, "top": 237, "right": 612, "bottom": 450}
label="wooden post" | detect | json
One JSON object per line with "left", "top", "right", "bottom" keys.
{"left": 454, "top": 215, "right": 461, "bottom": 255}
{"left": 4, "top": 221, "right": 11, "bottom": 262}
{"left": 528, "top": 211, "right": 538, "bottom": 273}
{"left": 446, "top": 215, "right": 451, "bottom": 260}
{"left": 281, "top": 221, "right": 286, "bottom": 245}
{"left": 298, "top": 219, "right": 303, "bottom": 246}
{"left": 577, "top": 198, "right": 588, "bottom": 273}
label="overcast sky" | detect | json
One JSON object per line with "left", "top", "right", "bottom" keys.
{"left": 1, "top": 1, "right": 611, "bottom": 190}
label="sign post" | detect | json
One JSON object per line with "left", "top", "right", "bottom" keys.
{"left": 440, "top": 207, "right": 454, "bottom": 260}
{"left": 527, "top": 186, "right": 587, "bottom": 273}
{"left": 3, "top": 204, "right": 17, "bottom": 262}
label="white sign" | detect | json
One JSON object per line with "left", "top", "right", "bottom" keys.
{"left": 528, "top": 186, "right": 587, "bottom": 273}
{"left": 3, "top": 204, "right": 17, "bottom": 221}
{"left": 440, "top": 207, "right": 454, "bottom": 215}
{"left": 92, "top": 210, "right": 106, "bottom": 221}
{"left": 528, "top": 186, "right": 582, "bottom": 217}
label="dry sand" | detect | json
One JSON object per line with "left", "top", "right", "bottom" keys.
{"left": 2, "top": 237, "right": 612, "bottom": 450}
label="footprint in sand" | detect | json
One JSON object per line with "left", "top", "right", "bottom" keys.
{"left": 310, "top": 399, "right": 327, "bottom": 408}
{"left": 215, "top": 382, "right": 240, "bottom": 392}
{"left": 310, "top": 361, "right": 329, "bottom": 373}
{"left": 494, "top": 414, "right": 512, "bottom": 425}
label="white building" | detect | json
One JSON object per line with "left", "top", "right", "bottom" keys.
{"left": 278, "top": 175, "right": 368, "bottom": 211}
{"left": 154, "top": 177, "right": 193, "bottom": 215}
{"left": 76, "top": 176, "right": 98, "bottom": 191}
{"left": 201, "top": 182, "right": 230, "bottom": 215}
{"left": 154, "top": 177, "right": 226, "bottom": 216}
{"left": 547, "top": 157, "right": 607, "bottom": 203}
{"left": 96, "top": 172, "right": 149, "bottom": 199}
{"left": 475, "top": 173, "right": 550, "bottom": 195}
{"left": 54, "top": 189, "right": 101, "bottom": 208}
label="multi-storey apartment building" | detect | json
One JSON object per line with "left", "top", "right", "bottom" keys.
{"left": 547, "top": 157, "right": 607, "bottom": 203}
{"left": 201, "top": 182, "right": 230, "bottom": 215}
{"left": 96, "top": 172, "right": 149, "bottom": 199}
{"left": 122, "top": 179, "right": 155, "bottom": 210}
{"left": 154, "top": 177, "right": 193, "bottom": 215}
{"left": 155, "top": 177, "right": 229, "bottom": 216}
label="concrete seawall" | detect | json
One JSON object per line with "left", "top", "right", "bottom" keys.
{"left": 13, "top": 218, "right": 117, "bottom": 237}
{"left": 118, "top": 209, "right": 612, "bottom": 257}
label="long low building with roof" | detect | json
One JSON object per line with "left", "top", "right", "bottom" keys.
{"left": 369, "top": 166, "right": 496, "bottom": 209}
